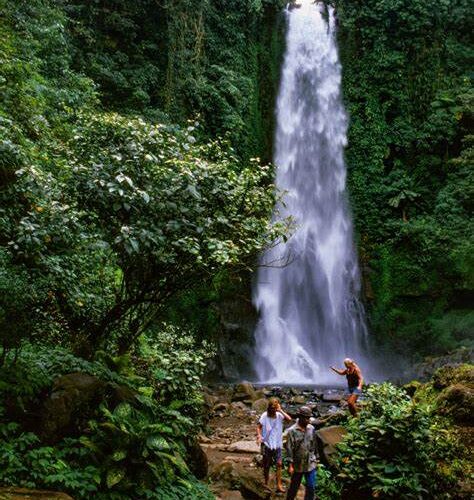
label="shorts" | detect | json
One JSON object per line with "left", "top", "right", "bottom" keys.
{"left": 262, "top": 445, "right": 282, "bottom": 468}
{"left": 348, "top": 387, "right": 361, "bottom": 395}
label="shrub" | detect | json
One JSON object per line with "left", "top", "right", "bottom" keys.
{"left": 334, "top": 383, "right": 464, "bottom": 499}
{"left": 136, "top": 323, "right": 215, "bottom": 420}
{"left": 0, "top": 339, "right": 213, "bottom": 498}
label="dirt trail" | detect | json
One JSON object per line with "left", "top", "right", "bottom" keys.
{"left": 203, "top": 412, "right": 308, "bottom": 500}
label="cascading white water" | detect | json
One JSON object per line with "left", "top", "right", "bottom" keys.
{"left": 253, "top": 0, "right": 369, "bottom": 384}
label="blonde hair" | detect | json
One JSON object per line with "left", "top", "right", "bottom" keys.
{"left": 267, "top": 397, "right": 279, "bottom": 417}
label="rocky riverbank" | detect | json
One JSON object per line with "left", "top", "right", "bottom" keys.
{"left": 198, "top": 366, "right": 473, "bottom": 500}
{"left": 200, "top": 382, "right": 351, "bottom": 499}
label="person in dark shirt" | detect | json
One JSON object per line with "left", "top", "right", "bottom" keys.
{"left": 331, "top": 358, "right": 363, "bottom": 416}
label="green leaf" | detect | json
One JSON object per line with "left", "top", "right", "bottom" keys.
{"left": 106, "top": 467, "right": 125, "bottom": 488}
{"left": 111, "top": 449, "right": 127, "bottom": 461}
{"left": 114, "top": 403, "right": 132, "bottom": 419}
{"left": 146, "top": 435, "right": 170, "bottom": 450}
{"left": 187, "top": 184, "right": 201, "bottom": 199}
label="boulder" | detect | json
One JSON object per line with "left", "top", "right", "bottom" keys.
{"left": 213, "top": 402, "right": 230, "bottom": 414}
{"left": 227, "top": 440, "right": 260, "bottom": 454}
{"left": 436, "top": 383, "right": 474, "bottom": 424}
{"left": 0, "top": 488, "right": 73, "bottom": 499}
{"left": 239, "top": 476, "right": 272, "bottom": 500}
{"left": 252, "top": 398, "right": 268, "bottom": 414}
{"left": 223, "top": 455, "right": 253, "bottom": 463}
{"left": 432, "top": 364, "right": 474, "bottom": 390}
{"left": 322, "top": 391, "right": 344, "bottom": 402}
{"left": 313, "top": 410, "right": 347, "bottom": 428}
{"left": 291, "top": 395, "right": 306, "bottom": 405}
{"left": 198, "top": 433, "right": 212, "bottom": 444}
{"left": 232, "top": 382, "right": 256, "bottom": 402}
{"left": 203, "top": 392, "right": 219, "bottom": 410}
{"left": 186, "top": 439, "right": 208, "bottom": 479}
{"left": 209, "top": 461, "right": 240, "bottom": 489}
{"left": 316, "top": 425, "right": 347, "bottom": 466}
{"left": 39, "top": 372, "right": 106, "bottom": 442}
{"left": 410, "top": 350, "right": 473, "bottom": 382}
{"left": 253, "top": 389, "right": 266, "bottom": 400}
{"left": 231, "top": 401, "right": 250, "bottom": 413}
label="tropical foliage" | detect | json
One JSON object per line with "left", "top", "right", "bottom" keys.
{"left": 328, "top": 383, "right": 467, "bottom": 499}
{"left": 0, "top": 0, "right": 284, "bottom": 496}
{"left": 0, "top": 331, "right": 214, "bottom": 498}
{"left": 0, "top": 0, "right": 472, "bottom": 496}
{"left": 337, "top": 0, "right": 474, "bottom": 357}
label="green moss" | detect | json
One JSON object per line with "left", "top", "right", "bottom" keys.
{"left": 412, "top": 364, "right": 474, "bottom": 424}
{"left": 432, "top": 363, "right": 474, "bottom": 390}
{"left": 436, "top": 383, "right": 474, "bottom": 424}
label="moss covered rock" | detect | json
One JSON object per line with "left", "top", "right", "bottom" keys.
{"left": 436, "top": 383, "right": 474, "bottom": 424}
{"left": 432, "top": 364, "right": 474, "bottom": 390}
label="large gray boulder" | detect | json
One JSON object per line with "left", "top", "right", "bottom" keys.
{"left": 409, "top": 349, "right": 473, "bottom": 382}
{"left": 227, "top": 440, "right": 260, "bottom": 454}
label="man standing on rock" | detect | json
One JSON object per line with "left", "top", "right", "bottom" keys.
{"left": 331, "top": 358, "right": 363, "bottom": 416}
{"left": 256, "top": 397, "right": 292, "bottom": 494}
{"left": 285, "top": 406, "right": 318, "bottom": 500}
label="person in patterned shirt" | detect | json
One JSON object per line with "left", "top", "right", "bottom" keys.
{"left": 285, "top": 406, "right": 318, "bottom": 500}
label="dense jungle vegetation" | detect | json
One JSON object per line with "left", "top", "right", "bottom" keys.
{"left": 0, "top": 0, "right": 472, "bottom": 497}
{"left": 0, "top": 0, "right": 286, "bottom": 497}
{"left": 337, "top": 0, "right": 473, "bottom": 357}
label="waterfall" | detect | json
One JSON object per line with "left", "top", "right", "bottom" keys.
{"left": 252, "top": 0, "right": 369, "bottom": 384}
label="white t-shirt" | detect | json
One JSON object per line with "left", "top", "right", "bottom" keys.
{"left": 259, "top": 411, "right": 284, "bottom": 450}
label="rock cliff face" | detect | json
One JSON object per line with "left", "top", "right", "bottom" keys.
{"left": 216, "top": 297, "right": 259, "bottom": 381}
{"left": 409, "top": 348, "right": 474, "bottom": 382}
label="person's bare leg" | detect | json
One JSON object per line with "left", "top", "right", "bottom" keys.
{"left": 276, "top": 463, "right": 284, "bottom": 492}
{"left": 264, "top": 465, "right": 270, "bottom": 486}
{"left": 347, "top": 394, "right": 358, "bottom": 416}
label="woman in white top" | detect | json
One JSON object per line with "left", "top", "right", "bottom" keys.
{"left": 256, "top": 397, "right": 292, "bottom": 493}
